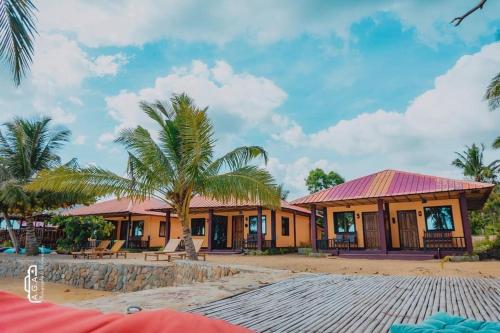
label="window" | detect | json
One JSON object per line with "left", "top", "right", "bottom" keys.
{"left": 424, "top": 206, "right": 454, "bottom": 231}
{"left": 281, "top": 217, "right": 290, "bottom": 236}
{"left": 191, "top": 218, "right": 205, "bottom": 236}
{"left": 333, "top": 212, "right": 355, "bottom": 233}
{"left": 132, "top": 220, "right": 144, "bottom": 237}
{"left": 159, "top": 221, "right": 166, "bottom": 237}
{"left": 249, "top": 215, "right": 267, "bottom": 234}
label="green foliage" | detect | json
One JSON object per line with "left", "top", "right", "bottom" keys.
{"left": 0, "top": 0, "right": 38, "bottom": 85}
{"left": 50, "top": 215, "right": 114, "bottom": 251}
{"left": 469, "top": 185, "right": 500, "bottom": 235}
{"left": 484, "top": 72, "right": 500, "bottom": 111}
{"left": 1, "top": 239, "right": 13, "bottom": 247}
{"left": 451, "top": 143, "right": 499, "bottom": 183}
{"left": 305, "top": 168, "right": 345, "bottom": 193}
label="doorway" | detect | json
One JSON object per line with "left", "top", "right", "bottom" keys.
{"left": 232, "top": 215, "right": 244, "bottom": 249}
{"left": 119, "top": 220, "right": 129, "bottom": 240}
{"left": 397, "top": 210, "right": 419, "bottom": 249}
{"left": 362, "top": 212, "right": 379, "bottom": 249}
{"left": 211, "top": 215, "right": 228, "bottom": 249}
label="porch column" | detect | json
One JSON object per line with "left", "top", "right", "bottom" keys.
{"left": 126, "top": 213, "right": 131, "bottom": 248}
{"left": 271, "top": 210, "right": 277, "bottom": 248}
{"left": 310, "top": 204, "right": 317, "bottom": 252}
{"left": 322, "top": 207, "right": 329, "bottom": 241}
{"left": 257, "top": 206, "right": 263, "bottom": 251}
{"left": 207, "top": 209, "right": 214, "bottom": 251}
{"left": 293, "top": 213, "right": 297, "bottom": 247}
{"left": 164, "top": 210, "right": 171, "bottom": 246}
{"left": 377, "top": 199, "right": 387, "bottom": 253}
{"left": 459, "top": 192, "right": 473, "bottom": 255}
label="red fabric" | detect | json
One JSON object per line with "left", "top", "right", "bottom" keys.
{"left": 0, "top": 291, "right": 253, "bottom": 333}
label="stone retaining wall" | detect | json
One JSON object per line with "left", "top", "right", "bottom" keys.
{"left": 0, "top": 256, "right": 239, "bottom": 292}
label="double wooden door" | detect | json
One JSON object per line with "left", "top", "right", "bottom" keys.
{"left": 232, "top": 216, "right": 245, "bottom": 249}
{"left": 362, "top": 212, "right": 379, "bottom": 249}
{"left": 397, "top": 210, "right": 419, "bottom": 249}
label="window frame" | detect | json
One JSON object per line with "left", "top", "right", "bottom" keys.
{"left": 191, "top": 218, "right": 206, "bottom": 236}
{"left": 281, "top": 216, "right": 290, "bottom": 236}
{"left": 333, "top": 211, "right": 356, "bottom": 234}
{"left": 248, "top": 215, "right": 267, "bottom": 235}
{"left": 423, "top": 205, "right": 455, "bottom": 231}
{"left": 132, "top": 220, "right": 144, "bottom": 237}
{"left": 159, "top": 221, "right": 166, "bottom": 237}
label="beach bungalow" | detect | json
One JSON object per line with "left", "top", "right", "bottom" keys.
{"left": 65, "top": 196, "right": 313, "bottom": 252}
{"left": 291, "top": 169, "right": 494, "bottom": 259}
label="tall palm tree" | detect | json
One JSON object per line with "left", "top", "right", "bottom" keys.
{"left": 485, "top": 73, "right": 500, "bottom": 111}
{"left": 0, "top": 0, "right": 37, "bottom": 85}
{"left": 0, "top": 117, "right": 89, "bottom": 255}
{"left": 452, "top": 143, "right": 499, "bottom": 182}
{"left": 29, "top": 94, "right": 280, "bottom": 260}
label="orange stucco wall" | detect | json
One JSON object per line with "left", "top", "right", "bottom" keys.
{"left": 104, "top": 209, "right": 312, "bottom": 249}
{"left": 325, "top": 198, "right": 464, "bottom": 249}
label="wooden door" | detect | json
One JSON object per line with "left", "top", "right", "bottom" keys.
{"left": 362, "top": 212, "right": 379, "bottom": 249}
{"left": 232, "top": 216, "right": 244, "bottom": 249}
{"left": 119, "top": 221, "right": 129, "bottom": 240}
{"left": 397, "top": 211, "right": 419, "bottom": 249}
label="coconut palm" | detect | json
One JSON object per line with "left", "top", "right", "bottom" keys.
{"left": 0, "top": 0, "right": 38, "bottom": 85}
{"left": 0, "top": 117, "right": 90, "bottom": 255}
{"left": 493, "top": 137, "right": 500, "bottom": 149}
{"left": 28, "top": 94, "right": 280, "bottom": 260}
{"left": 452, "top": 143, "right": 499, "bottom": 183}
{"left": 485, "top": 73, "right": 500, "bottom": 111}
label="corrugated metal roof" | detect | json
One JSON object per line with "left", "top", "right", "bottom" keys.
{"left": 291, "top": 169, "right": 494, "bottom": 205}
{"left": 65, "top": 196, "right": 310, "bottom": 216}
{"left": 64, "top": 197, "right": 167, "bottom": 217}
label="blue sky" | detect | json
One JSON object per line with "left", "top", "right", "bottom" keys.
{"left": 1, "top": 1, "right": 499, "bottom": 197}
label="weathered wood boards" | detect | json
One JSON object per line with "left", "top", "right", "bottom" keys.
{"left": 191, "top": 274, "right": 500, "bottom": 333}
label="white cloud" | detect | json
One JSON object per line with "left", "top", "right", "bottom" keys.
{"left": 273, "top": 42, "right": 500, "bottom": 177}
{"left": 266, "top": 156, "right": 333, "bottom": 196}
{"left": 105, "top": 60, "right": 287, "bottom": 135}
{"left": 92, "top": 54, "right": 128, "bottom": 77}
{"left": 74, "top": 135, "right": 86, "bottom": 145}
{"left": 37, "top": 1, "right": 500, "bottom": 47}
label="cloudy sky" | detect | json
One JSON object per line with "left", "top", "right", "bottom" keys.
{"left": 1, "top": 0, "right": 499, "bottom": 198}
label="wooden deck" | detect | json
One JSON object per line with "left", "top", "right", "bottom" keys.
{"left": 191, "top": 274, "right": 500, "bottom": 332}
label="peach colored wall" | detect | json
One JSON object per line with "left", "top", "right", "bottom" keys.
{"left": 325, "top": 198, "right": 464, "bottom": 249}
{"left": 104, "top": 210, "right": 311, "bottom": 248}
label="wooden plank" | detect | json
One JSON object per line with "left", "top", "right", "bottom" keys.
{"left": 190, "top": 274, "right": 500, "bottom": 333}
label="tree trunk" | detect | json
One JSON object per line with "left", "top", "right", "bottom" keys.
{"left": 25, "top": 218, "right": 39, "bottom": 256}
{"left": 5, "top": 217, "right": 20, "bottom": 253}
{"left": 182, "top": 225, "right": 197, "bottom": 260}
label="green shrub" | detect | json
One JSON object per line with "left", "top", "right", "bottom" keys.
{"left": 50, "top": 215, "right": 114, "bottom": 251}
{"left": 1, "top": 240, "right": 13, "bottom": 247}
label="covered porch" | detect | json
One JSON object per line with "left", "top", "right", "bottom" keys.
{"left": 292, "top": 170, "right": 495, "bottom": 259}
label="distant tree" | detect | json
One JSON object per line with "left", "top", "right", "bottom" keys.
{"left": 470, "top": 185, "right": 499, "bottom": 235}
{"left": 493, "top": 137, "right": 500, "bottom": 149}
{"left": 485, "top": 73, "right": 500, "bottom": 111}
{"left": 0, "top": 0, "right": 38, "bottom": 85}
{"left": 305, "top": 168, "right": 345, "bottom": 194}
{"left": 452, "top": 143, "right": 499, "bottom": 183}
{"left": 276, "top": 184, "right": 289, "bottom": 200}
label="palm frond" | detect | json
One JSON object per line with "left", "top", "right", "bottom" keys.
{"left": 201, "top": 166, "right": 280, "bottom": 209}
{"left": 493, "top": 136, "right": 500, "bottom": 149}
{"left": 206, "top": 146, "right": 268, "bottom": 175}
{"left": 0, "top": 0, "right": 37, "bottom": 85}
{"left": 484, "top": 72, "right": 500, "bottom": 111}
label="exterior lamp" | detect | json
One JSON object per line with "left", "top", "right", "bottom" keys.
{"left": 418, "top": 211, "right": 423, "bottom": 217}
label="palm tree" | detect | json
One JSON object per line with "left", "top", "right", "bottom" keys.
{"left": 28, "top": 94, "right": 280, "bottom": 260}
{"left": 485, "top": 73, "right": 500, "bottom": 111}
{"left": 0, "top": 117, "right": 89, "bottom": 255}
{"left": 452, "top": 143, "right": 499, "bottom": 182}
{"left": 493, "top": 137, "right": 500, "bottom": 149}
{"left": 0, "top": 0, "right": 38, "bottom": 85}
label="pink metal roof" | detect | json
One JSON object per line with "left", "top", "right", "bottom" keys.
{"left": 291, "top": 169, "right": 494, "bottom": 205}
{"left": 64, "top": 197, "right": 167, "bottom": 217}
{"left": 65, "top": 196, "right": 310, "bottom": 217}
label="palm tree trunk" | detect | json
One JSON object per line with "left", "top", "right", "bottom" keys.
{"left": 25, "top": 217, "right": 39, "bottom": 256}
{"left": 182, "top": 225, "right": 197, "bottom": 260}
{"left": 3, "top": 212, "right": 20, "bottom": 253}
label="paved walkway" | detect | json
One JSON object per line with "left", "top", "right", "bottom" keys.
{"left": 191, "top": 274, "right": 500, "bottom": 333}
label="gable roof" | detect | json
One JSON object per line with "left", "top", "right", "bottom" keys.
{"left": 63, "top": 197, "right": 167, "bottom": 217}
{"left": 291, "top": 169, "right": 494, "bottom": 206}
